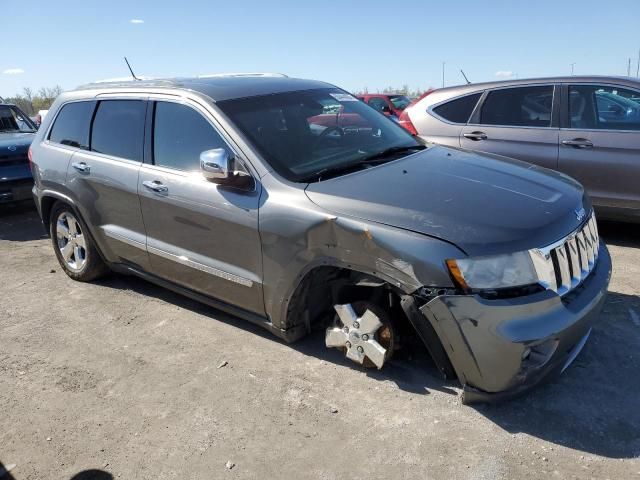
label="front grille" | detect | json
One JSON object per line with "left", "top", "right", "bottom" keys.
{"left": 529, "top": 213, "right": 600, "bottom": 296}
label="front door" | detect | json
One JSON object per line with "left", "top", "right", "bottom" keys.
{"left": 559, "top": 84, "right": 640, "bottom": 216}
{"left": 138, "top": 99, "right": 264, "bottom": 315}
{"left": 460, "top": 85, "right": 559, "bottom": 170}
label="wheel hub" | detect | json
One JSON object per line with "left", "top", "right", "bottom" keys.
{"left": 55, "top": 212, "right": 87, "bottom": 271}
{"left": 325, "top": 303, "right": 390, "bottom": 369}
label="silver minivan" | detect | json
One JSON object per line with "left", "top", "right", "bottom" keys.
{"left": 29, "top": 74, "right": 610, "bottom": 403}
{"left": 402, "top": 76, "right": 640, "bottom": 222}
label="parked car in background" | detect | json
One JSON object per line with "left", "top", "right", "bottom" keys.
{"left": 30, "top": 74, "right": 610, "bottom": 403}
{"left": 0, "top": 102, "right": 37, "bottom": 203}
{"left": 400, "top": 76, "right": 640, "bottom": 222}
{"left": 356, "top": 93, "right": 412, "bottom": 119}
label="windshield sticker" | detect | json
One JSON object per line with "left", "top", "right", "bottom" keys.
{"left": 330, "top": 93, "right": 358, "bottom": 102}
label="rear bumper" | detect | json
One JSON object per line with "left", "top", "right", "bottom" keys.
{"left": 419, "top": 242, "right": 612, "bottom": 403}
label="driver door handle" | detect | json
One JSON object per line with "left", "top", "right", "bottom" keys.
{"left": 463, "top": 131, "right": 488, "bottom": 141}
{"left": 142, "top": 180, "right": 169, "bottom": 193}
{"left": 562, "top": 138, "right": 593, "bottom": 149}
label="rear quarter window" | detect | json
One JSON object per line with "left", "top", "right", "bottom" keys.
{"left": 48, "top": 101, "right": 96, "bottom": 149}
{"left": 432, "top": 93, "right": 482, "bottom": 124}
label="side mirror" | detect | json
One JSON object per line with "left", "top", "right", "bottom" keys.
{"left": 200, "top": 148, "right": 233, "bottom": 183}
{"left": 381, "top": 105, "right": 392, "bottom": 115}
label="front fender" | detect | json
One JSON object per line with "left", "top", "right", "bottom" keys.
{"left": 258, "top": 182, "right": 465, "bottom": 331}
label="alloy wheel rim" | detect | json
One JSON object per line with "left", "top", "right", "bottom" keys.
{"left": 56, "top": 212, "right": 87, "bottom": 271}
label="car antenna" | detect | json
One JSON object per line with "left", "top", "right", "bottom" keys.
{"left": 460, "top": 69, "right": 471, "bottom": 84}
{"left": 124, "top": 57, "right": 141, "bottom": 81}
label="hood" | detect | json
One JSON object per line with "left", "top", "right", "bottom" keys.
{"left": 0, "top": 132, "right": 34, "bottom": 157}
{"left": 305, "top": 146, "right": 589, "bottom": 257}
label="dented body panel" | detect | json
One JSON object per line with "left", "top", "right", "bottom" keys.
{"left": 420, "top": 243, "right": 611, "bottom": 403}
{"left": 257, "top": 174, "right": 465, "bottom": 335}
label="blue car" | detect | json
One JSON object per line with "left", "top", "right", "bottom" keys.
{"left": 0, "top": 102, "right": 37, "bottom": 203}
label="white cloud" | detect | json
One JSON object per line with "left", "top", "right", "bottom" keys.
{"left": 495, "top": 70, "right": 514, "bottom": 78}
{"left": 129, "top": 19, "right": 144, "bottom": 24}
{"left": 2, "top": 68, "right": 25, "bottom": 75}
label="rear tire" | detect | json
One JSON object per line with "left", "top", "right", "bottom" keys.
{"left": 50, "top": 202, "right": 108, "bottom": 282}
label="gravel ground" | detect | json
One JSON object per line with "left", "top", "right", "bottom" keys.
{"left": 1, "top": 201, "right": 639, "bottom": 480}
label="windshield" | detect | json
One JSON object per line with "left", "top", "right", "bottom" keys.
{"left": 0, "top": 105, "right": 37, "bottom": 133}
{"left": 388, "top": 95, "right": 412, "bottom": 110}
{"left": 218, "top": 88, "right": 421, "bottom": 182}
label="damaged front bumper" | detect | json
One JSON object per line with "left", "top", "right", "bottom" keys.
{"left": 418, "top": 243, "right": 612, "bottom": 404}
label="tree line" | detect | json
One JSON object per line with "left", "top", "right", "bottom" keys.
{"left": 4, "top": 86, "right": 64, "bottom": 115}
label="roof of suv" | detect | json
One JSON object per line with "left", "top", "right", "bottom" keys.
{"left": 431, "top": 75, "right": 640, "bottom": 97}
{"left": 75, "top": 74, "right": 335, "bottom": 102}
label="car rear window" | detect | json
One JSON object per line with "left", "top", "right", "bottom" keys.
{"left": 480, "top": 86, "right": 553, "bottom": 127}
{"left": 48, "top": 101, "right": 95, "bottom": 149}
{"left": 90, "top": 100, "right": 146, "bottom": 161}
{"left": 433, "top": 93, "right": 482, "bottom": 124}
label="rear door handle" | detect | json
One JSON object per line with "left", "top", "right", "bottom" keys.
{"left": 463, "top": 131, "right": 488, "bottom": 141}
{"left": 142, "top": 180, "right": 169, "bottom": 193}
{"left": 71, "top": 161, "right": 90, "bottom": 173}
{"left": 562, "top": 138, "right": 593, "bottom": 149}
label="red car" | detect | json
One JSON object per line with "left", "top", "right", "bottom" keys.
{"left": 356, "top": 93, "right": 413, "bottom": 118}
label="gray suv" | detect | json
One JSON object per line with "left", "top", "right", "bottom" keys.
{"left": 30, "top": 74, "right": 611, "bottom": 403}
{"left": 403, "top": 76, "right": 640, "bottom": 222}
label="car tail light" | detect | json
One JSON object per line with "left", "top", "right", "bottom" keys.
{"left": 398, "top": 89, "right": 434, "bottom": 136}
{"left": 398, "top": 110, "right": 418, "bottom": 136}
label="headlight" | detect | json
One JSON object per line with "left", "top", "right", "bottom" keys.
{"left": 446, "top": 251, "right": 538, "bottom": 290}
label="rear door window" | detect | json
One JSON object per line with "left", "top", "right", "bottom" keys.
{"left": 480, "top": 86, "right": 554, "bottom": 127}
{"left": 48, "top": 101, "right": 95, "bottom": 149}
{"left": 433, "top": 93, "right": 482, "bottom": 123}
{"left": 569, "top": 85, "right": 640, "bottom": 130}
{"left": 90, "top": 100, "right": 146, "bottom": 161}
{"left": 153, "top": 101, "right": 229, "bottom": 171}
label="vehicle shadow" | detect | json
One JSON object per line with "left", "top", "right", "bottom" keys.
{"left": 474, "top": 290, "right": 640, "bottom": 459}
{"left": 0, "top": 200, "right": 47, "bottom": 242}
{"left": 598, "top": 219, "right": 640, "bottom": 248}
{"left": 94, "top": 273, "right": 458, "bottom": 398}
{"left": 0, "top": 462, "right": 112, "bottom": 479}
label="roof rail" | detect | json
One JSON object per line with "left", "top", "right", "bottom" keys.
{"left": 75, "top": 77, "right": 178, "bottom": 90}
{"left": 196, "top": 72, "right": 288, "bottom": 79}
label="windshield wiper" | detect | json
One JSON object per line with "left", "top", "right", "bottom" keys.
{"left": 300, "top": 145, "right": 427, "bottom": 183}
{"left": 358, "top": 144, "right": 426, "bottom": 163}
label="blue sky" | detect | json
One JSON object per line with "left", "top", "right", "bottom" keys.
{"left": 2, "top": 0, "right": 639, "bottom": 97}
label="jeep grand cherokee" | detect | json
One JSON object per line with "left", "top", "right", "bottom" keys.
{"left": 29, "top": 74, "right": 611, "bottom": 402}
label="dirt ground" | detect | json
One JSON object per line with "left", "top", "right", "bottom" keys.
{"left": 1, "top": 200, "right": 639, "bottom": 480}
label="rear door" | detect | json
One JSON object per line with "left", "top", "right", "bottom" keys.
{"left": 559, "top": 83, "right": 640, "bottom": 215}
{"left": 64, "top": 98, "right": 150, "bottom": 270}
{"left": 138, "top": 97, "right": 264, "bottom": 315}
{"left": 460, "top": 85, "right": 559, "bottom": 170}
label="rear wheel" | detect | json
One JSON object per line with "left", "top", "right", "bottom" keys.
{"left": 50, "top": 202, "right": 108, "bottom": 281}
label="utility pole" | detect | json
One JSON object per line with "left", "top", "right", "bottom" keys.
{"left": 637, "top": 49, "right": 640, "bottom": 77}
{"left": 570, "top": 63, "right": 575, "bottom": 75}
{"left": 628, "top": 58, "right": 632, "bottom": 77}
{"left": 442, "top": 62, "right": 445, "bottom": 88}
